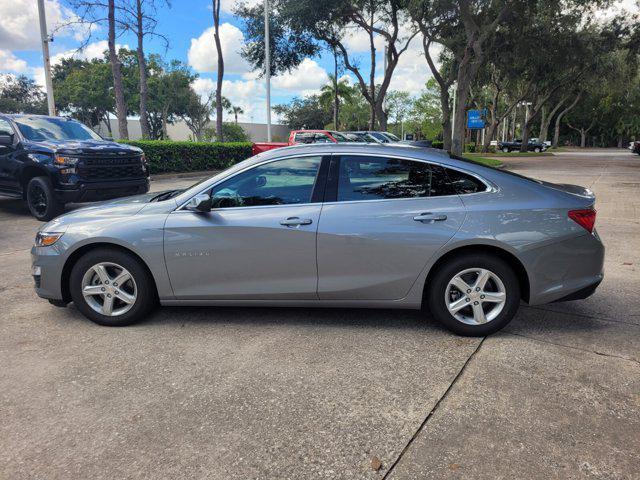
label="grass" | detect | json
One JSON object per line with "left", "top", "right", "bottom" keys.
{"left": 465, "top": 151, "right": 554, "bottom": 157}
{"left": 462, "top": 155, "right": 504, "bottom": 168}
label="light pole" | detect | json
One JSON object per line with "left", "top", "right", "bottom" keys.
{"left": 451, "top": 82, "right": 457, "bottom": 143}
{"left": 264, "top": 0, "right": 271, "bottom": 141}
{"left": 37, "top": 0, "right": 56, "bottom": 116}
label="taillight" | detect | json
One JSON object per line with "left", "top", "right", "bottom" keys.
{"left": 568, "top": 208, "right": 596, "bottom": 233}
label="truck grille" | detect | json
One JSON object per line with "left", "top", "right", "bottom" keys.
{"left": 78, "top": 156, "right": 146, "bottom": 181}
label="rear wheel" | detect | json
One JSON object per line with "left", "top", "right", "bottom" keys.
{"left": 502, "top": 146, "right": 509, "bottom": 153}
{"left": 26, "top": 176, "right": 64, "bottom": 221}
{"left": 69, "top": 248, "right": 156, "bottom": 326}
{"left": 426, "top": 254, "right": 521, "bottom": 336}
{"left": 534, "top": 147, "right": 541, "bottom": 153}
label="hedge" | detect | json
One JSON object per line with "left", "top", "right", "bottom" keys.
{"left": 119, "top": 140, "right": 253, "bottom": 174}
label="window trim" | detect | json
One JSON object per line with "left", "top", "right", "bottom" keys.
{"left": 174, "top": 153, "right": 331, "bottom": 212}
{"left": 325, "top": 153, "right": 494, "bottom": 205}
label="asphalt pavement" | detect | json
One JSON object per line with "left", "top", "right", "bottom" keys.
{"left": 1, "top": 148, "right": 638, "bottom": 479}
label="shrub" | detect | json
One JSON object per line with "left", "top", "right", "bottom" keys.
{"left": 120, "top": 140, "right": 253, "bottom": 174}
{"left": 432, "top": 140, "right": 444, "bottom": 149}
{"left": 202, "top": 122, "right": 251, "bottom": 142}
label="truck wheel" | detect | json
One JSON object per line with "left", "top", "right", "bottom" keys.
{"left": 502, "top": 147, "right": 509, "bottom": 153}
{"left": 27, "top": 176, "right": 64, "bottom": 221}
{"left": 534, "top": 147, "right": 541, "bottom": 153}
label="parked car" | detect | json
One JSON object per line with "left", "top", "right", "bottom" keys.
{"left": 344, "top": 131, "right": 380, "bottom": 143}
{"left": 252, "top": 129, "right": 354, "bottom": 155}
{"left": 498, "top": 139, "right": 548, "bottom": 153}
{"left": 0, "top": 114, "right": 149, "bottom": 221}
{"left": 530, "top": 138, "right": 552, "bottom": 147}
{"left": 629, "top": 141, "right": 640, "bottom": 154}
{"left": 348, "top": 131, "right": 401, "bottom": 143}
{"left": 32, "top": 143, "right": 603, "bottom": 336}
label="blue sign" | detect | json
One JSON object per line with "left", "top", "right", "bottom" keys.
{"left": 467, "top": 109, "right": 486, "bottom": 129}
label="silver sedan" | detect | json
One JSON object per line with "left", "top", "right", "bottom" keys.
{"left": 31, "top": 144, "right": 604, "bottom": 336}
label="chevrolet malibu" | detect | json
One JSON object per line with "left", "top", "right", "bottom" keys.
{"left": 31, "top": 144, "right": 604, "bottom": 336}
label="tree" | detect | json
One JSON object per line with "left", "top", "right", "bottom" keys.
{"left": 212, "top": 0, "right": 225, "bottom": 141}
{"left": 108, "top": 0, "right": 129, "bottom": 138}
{"left": 237, "top": 0, "right": 418, "bottom": 130}
{"left": 318, "top": 74, "right": 352, "bottom": 129}
{"left": 273, "top": 95, "right": 331, "bottom": 129}
{"left": 0, "top": 75, "right": 47, "bottom": 114}
{"left": 119, "top": 0, "right": 170, "bottom": 139}
{"left": 228, "top": 105, "right": 245, "bottom": 123}
{"left": 385, "top": 90, "right": 411, "bottom": 137}
{"left": 182, "top": 90, "right": 213, "bottom": 141}
{"left": 53, "top": 57, "right": 115, "bottom": 133}
{"left": 405, "top": 78, "right": 442, "bottom": 139}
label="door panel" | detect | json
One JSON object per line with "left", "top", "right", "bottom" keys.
{"left": 164, "top": 204, "right": 321, "bottom": 299}
{"left": 316, "top": 154, "right": 466, "bottom": 301}
{"left": 316, "top": 197, "right": 465, "bottom": 300}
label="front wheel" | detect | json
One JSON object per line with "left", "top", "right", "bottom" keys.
{"left": 534, "top": 147, "right": 541, "bottom": 153}
{"left": 426, "top": 254, "right": 521, "bottom": 336}
{"left": 502, "top": 146, "right": 509, "bottom": 153}
{"left": 27, "top": 176, "right": 64, "bottom": 221}
{"left": 69, "top": 248, "right": 157, "bottom": 326}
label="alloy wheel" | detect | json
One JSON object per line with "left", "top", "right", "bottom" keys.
{"left": 445, "top": 268, "right": 506, "bottom": 325}
{"left": 81, "top": 262, "right": 137, "bottom": 316}
{"left": 28, "top": 184, "right": 48, "bottom": 217}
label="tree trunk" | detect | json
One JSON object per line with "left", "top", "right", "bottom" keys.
{"left": 452, "top": 70, "right": 472, "bottom": 156}
{"left": 367, "top": 8, "right": 376, "bottom": 130}
{"left": 421, "top": 36, "right": 452, "bottom": 150}
{"left": 580, "top": 130, "right": 586, "bottom": 147}
{"left": 162, "top": 105, "right": 169, "bottom": 139}
{"left": 539, "top": 97, "right": 566, "bottom": 144}
{"left": 213, "top": 0, "right": 224, "bottom": 141}
{"left": 136, "top": 0, "right": 151, "bottom": 139}
{"left": 553, "top": 92, "right": 581, "bottom": 148}
{"left": 108, "top": 0, "right": 129, "bottom": 140}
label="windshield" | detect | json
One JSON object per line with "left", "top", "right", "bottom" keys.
{"left": 382, "top": 132, "right": 400, "bottom": 141}
{"left": 14, "top": 116, "right": 103, "bottom": 142}
{"left": 330, "top": 131, "right": 354, "bottom": 142}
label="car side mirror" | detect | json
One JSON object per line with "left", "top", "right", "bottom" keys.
{"left": 185, "top": 193, "right": 212, "bottom": 212}
{"left": 0, "top": 134, "right": 13, "bottom": 146}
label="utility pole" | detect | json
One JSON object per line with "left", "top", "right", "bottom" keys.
{"left": 37, "top": 0, "right": 56, "bottom": 116}
{"left": 264, "top": 0, "right": 272, "bottom": 141}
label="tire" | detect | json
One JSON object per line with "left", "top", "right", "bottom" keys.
{"left": 26, "top": 176, "right": 64, "bottom": 221}
{"left": 534, "top": 147, "right": 541, "bottom": 153}
{"left": 69, "top": 248, "right": 157, "bottom": 326}
{"left": 426, "top": 253, "right": 521, "bottom": 336}
{"left": 502, "top": 147, "right": 509, "bottom": 153}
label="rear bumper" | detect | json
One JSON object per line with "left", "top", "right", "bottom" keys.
{"left": 521, "top": 232, "right": 605, "bottom": 305}
{"left": 55, "top": 178, "right": 150, "bottom": 203}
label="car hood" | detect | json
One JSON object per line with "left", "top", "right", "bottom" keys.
{"left": 41, "top": 191, "right": 175, "bottom": 231}
{"left": 23, "top": 139, "right": 142, "bottom": 155}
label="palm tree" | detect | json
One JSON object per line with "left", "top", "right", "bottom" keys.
{"left": 319, "top": 74, "right": 353, "bottom": 129}
{"left": 228, "top": 105, "right": 244, "bottom": 124}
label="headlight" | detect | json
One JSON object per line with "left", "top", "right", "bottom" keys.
{"left": 54, "top": 155, "right": 78, "bottom": 166}
{"left": 35, "top": 232, "right": 64, "bottom": 247}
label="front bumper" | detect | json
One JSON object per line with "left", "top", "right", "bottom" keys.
{"left": 55, "top": 177, "right": 150, "bottom": 203}
{"left": 31, "top": 245, "right": 66, "bottom": 301}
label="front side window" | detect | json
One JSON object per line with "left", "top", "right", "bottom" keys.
{"left": 13, "top": 116, "right": 102, "bottom": 141}
{"left": 336, "top": 156, "right": 482, "bottom": 202}
{"left": 0, "top": 119, "right": 15, "bottom": 136}
{"left": 210, "top": 156, "right": 322, "bottom": 208}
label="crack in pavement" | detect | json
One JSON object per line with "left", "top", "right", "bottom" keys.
{"left": 505, "top": 331, "right": 640, "bottom": 366}
{"left": 381, "top": 337, "right": 486, "bottom": 479}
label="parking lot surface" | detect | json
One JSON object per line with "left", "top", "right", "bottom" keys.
{"left": 1, "top": 149, "right": 638, "bottom": 479}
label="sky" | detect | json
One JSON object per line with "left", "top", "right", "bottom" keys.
{"left": 0, "top": 0, "right": 637, "bottom": 124}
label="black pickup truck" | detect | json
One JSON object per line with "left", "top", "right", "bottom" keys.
{"left": 0, "top": 114, "right": 149, "bottom": 220}
{"left": 497, "top": 139, "right": 548, "bottom": 153}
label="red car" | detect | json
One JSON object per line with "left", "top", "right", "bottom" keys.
{"left": 252, "top": 129, "right": 353, "bottom": 155}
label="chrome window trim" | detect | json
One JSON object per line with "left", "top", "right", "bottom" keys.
{"left": 174, "top": 150, "right": 496, "bottom": 213}
{"left": 174, "top": 153, "right": 326, "bottom": 212}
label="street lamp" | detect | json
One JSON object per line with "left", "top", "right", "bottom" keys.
{"left": 264, "top": 0, "right": 272, "bottom": 141}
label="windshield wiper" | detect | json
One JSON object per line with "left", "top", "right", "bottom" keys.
{"left": 150, "top": 189, "right": 184, "bottom": 202}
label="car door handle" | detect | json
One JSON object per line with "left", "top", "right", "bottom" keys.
{"left": 280, "top": 217, "right": 313, "bottom": 227}
{"left": 413, "top": 212, "right": 447, "bottom": 223}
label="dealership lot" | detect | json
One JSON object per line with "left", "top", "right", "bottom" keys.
{"left": 1, "top": 149, "right": 638, "bottom": 479}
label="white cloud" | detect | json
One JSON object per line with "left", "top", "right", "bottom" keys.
{"left": 219, "top": 0, "right": 262, "bottom": 14}
{"left": 48, "top": 40, "right": 128, "bottom": 67}
{"left": 272, "top": 58, "right": 329, "bottom": 96}
{"left": 191, "top": 76, "right": 266, "bottom": 123}
{"left": 341, "top": 27, "right": 386, "bottom": 53}
{"left": 0, "top": 49, "right": 30, "bottom": 73}
{"left": 0, "top": 0, "right": 87, "bottom": 51}
{"left": 187, "top": 23, "right": 251, "bottom": 74}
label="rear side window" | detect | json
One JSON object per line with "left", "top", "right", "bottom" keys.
{"left": 443, "top": 168, "right": 487, "bottom": 194}
{"left": 337, "top": 156, "right": 462, "bottom": 201}
{"left": 0, "top": 119, "right": 15, "bottom": 136}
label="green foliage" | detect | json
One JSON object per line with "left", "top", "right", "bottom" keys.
{"left": 274, "top": 95, "right": 332, "bottom": 129}
{"left": 0, "top": 75, "right": 47, "bottom": 114}
{"left": 405, "top": 79, "right": 443, "bottom": 140}
{"left": 202, "top": 122, "right": 250, "bottom": 142}
{"left": 119, "top": 140, "right": 253, "bottom": 174}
